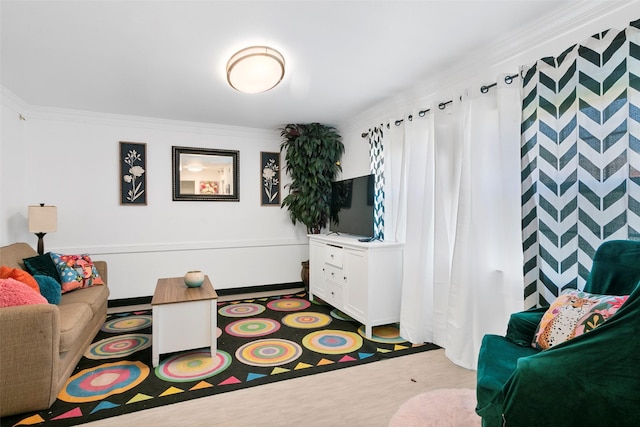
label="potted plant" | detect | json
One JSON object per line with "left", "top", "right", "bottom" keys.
{"left": 280, "top": 123, "right": 344, "bottom": 233}
{"left": 280, "top": 123, "right": 344, "bottom": 288}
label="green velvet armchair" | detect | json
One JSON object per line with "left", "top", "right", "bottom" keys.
{"left": 476, "top": 240, "right": 640, "bottom": 426}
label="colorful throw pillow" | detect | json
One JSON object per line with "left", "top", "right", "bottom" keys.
{"left": 23, "top": 252, "right": 62, "bottom": 284}
{"left": 532, "top": 289, "right": 628, "bottom": 350}
{"left": 49, "top": 253, "right": 105, "bottom": 294}
{"left": 0, "top": 265, "right": 40, "bottom": 293}
{"left": 34, "top": 274, "right": 62, "bottom": 304}
{"left": 0, "top": 278, "right": 48, "bottom": 307}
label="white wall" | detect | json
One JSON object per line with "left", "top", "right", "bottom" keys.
{"left": 0, "top": 96, "right": 309, "bottom": 299}
{"left": 0, "top": 90, "right": 29, "bottom": 244}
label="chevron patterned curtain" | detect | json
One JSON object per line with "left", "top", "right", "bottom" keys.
{"left": 368, "top": 126, "right": 385, "bottom": 240}
{"left": 521, "top": 20, "right": 640, "bottom": 308}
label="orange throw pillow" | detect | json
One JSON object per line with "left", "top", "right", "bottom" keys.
{"left": 0, "top": 266, "right": 40, "bottom": 293}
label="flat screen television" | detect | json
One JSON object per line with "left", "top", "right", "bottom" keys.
{"left": 329, "top": 174, "right": 375, "bottom": 238}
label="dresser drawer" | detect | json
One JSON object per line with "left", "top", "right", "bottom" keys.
{"left": 325, "top": 282, "right": 344, "bottom": 306}
{"left": 325, "top": 244, "right": 344, "bottom": 267}
{"left": 324, "top": 264, "right": 346, "bottom": 285}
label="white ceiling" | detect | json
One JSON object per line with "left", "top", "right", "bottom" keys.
{"left": 2, "top": 1, "right": 584, "bottom": 130}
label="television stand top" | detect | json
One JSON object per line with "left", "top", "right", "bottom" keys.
{"left": 308, "top": 233, "right": 403, "bottom": 249}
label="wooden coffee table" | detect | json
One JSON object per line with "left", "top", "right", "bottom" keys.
{"left": 151, "top": 276, "right": 218, "bottom": 367}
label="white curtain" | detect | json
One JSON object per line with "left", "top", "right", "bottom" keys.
{"left": 389, "top": 76, "right": 525, "bottom": 369}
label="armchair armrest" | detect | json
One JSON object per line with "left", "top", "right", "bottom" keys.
{"left": 505, "top": 306, "right": 547, "bottom": 346}
{"left": 0, "top": 304, "right": 60, "bottom": 416}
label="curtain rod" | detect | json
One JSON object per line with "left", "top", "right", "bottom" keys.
{"left": 361, "top": 74, "right": 519, "bottom": 138}
{"left": 360, "top": 100, "right": 452, "bottom": 138}
{"left": 480, "top": 73, "right": 519, "bottom": 94}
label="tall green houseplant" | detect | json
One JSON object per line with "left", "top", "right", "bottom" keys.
{"left": 280, "top": 123, "right": 344, "bottom": 234}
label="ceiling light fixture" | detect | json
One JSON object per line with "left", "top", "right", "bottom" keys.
{"left": 226, "top": 46, "right": 285, "bottom": 94}
{"left": 186, "top": 164, "right": 203, "bottom": 172}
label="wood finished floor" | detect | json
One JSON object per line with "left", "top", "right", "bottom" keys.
{"left": 83, "top": 348, "right": 476, "bottom": 427}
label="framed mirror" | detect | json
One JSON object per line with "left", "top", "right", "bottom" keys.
{"left": 172, "top": 146, "right": 240, "bottom": 201}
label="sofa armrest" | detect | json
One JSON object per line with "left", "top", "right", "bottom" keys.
{"left": 94, "top": 260, "right": 107, "bottom": 285}
{"left": 0, "top": 304, "right": 60, "bottom": 417}
{"left": 505, "top": 307, "right": 547, "bottom": 346}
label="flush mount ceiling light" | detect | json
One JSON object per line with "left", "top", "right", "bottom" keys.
{"left": 226, "top": 46, "right": 285, "bottom": 94}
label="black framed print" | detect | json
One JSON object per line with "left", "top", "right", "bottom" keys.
{"left": 261, "top": 151, "right": 280, "bottom": 206}
{"left": 120, "top": 141, "right": 147, "bottom": 205}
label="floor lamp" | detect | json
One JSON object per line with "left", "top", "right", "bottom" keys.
{"left": 28, "top": 204, "right": 57, "bottom": 255}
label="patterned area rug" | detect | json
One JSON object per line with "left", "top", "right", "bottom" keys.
{"left": 3, "top": 292, "right": 438, "bottom": 427}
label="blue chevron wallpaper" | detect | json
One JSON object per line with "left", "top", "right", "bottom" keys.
{"left": 521, "top": 20, "right": 640, "bottom": 308}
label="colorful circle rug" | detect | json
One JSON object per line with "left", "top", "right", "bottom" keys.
{"left": 218, "top": 303, "right": 265, "bottom": 317}
{"left": 100, "top": 315, "right": 152, "bottom": 333}
{"left": 235, "top": 339, "right": 303, "bottom": 367}
{"left": 155, "top": 350, "right": 232, "bottom": 383}
{"left": 302, "top": 330, "right": 363, "bottom": 354}
{"left": 330, "top": 308, "right": 354, "bottom": 321}
{"left": 58, "top": 361, "right": 149, "bottom": 403}
{"left": 84, "top": 334, "right": 151, "bottom": 360}
{"left": 225, "top": 318, "right": 281, "bottom": 337}
{"left": 282, "top": 312, "right": 332, "bottom": 329}
{"left": 266, "top": 298, "right": 311, "bottom": 311}
{"left": 357, "top": 324, "right": 407, "bottom": 344}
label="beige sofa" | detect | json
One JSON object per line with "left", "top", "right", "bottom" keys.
{"left": 0, "top": 242, "right": 110, "bottom": 417}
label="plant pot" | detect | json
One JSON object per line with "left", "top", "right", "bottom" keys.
{"left": 301, "top": 260, "right": 309, "bottom": 289}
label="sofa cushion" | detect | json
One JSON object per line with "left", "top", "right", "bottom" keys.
{"left": 0, "top": 278, "right": 48, "bottom": 307}
{"left": 0, "top": 265, "right": 39, "bottom": 293}
{"left": 59, "top": 285, "right": 109, "bottom": 316}
{"left": 23, "top": 252, "right": 62, "bottom": 284}
{"left": 0, "top": 242, "right": 38, "bottom": 270}
{"left": 57, "top": 303, "right": 93, "bottom": 353}
{"left": 34, "top": 275, "right": 62, "bottom": 305}
{"left": 50, "top": 253, "right": 105, "bottom": 293}
{"left": 532, "top": 289, "right": 628, "bottom": 350}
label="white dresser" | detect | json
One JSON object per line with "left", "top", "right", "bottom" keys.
{"left": 308, "top": 234, "right": 403, "bottom": 338}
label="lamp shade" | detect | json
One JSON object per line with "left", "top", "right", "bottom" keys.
{"left": 226, "top": 46, "right": 285, "bottom": 94}
{"left": 28, "top": 205, "right": 57, "bottom": 233}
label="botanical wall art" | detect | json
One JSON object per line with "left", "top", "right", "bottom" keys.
{"left": 261, "top": 151, "right": 280, "bottom": 205}
{"left": 120, "top": 141, "right": 147, "bottom": 205}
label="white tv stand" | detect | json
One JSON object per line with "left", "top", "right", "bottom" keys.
{"left": 308, "top": 234, "right": 403, "bottom": 338}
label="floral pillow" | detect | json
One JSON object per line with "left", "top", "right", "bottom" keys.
{"left": 49, "top": 253, "right": 104, "bottom": 293}
{"left": 532, "top": 289, "right": 628, "bottom": 350}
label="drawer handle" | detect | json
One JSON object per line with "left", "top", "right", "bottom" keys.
{"left": 331, "top": 291, "right": 335, "bottom": 296}
{"left": 330, "top": 254, "right": 334, "bottom": 258}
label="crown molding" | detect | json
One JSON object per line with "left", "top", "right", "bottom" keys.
{"left": 0, "top": 85, "right": 278, "bottom": 139}
{"left": 0, "top": 86, "right": 29, "bottom": 115}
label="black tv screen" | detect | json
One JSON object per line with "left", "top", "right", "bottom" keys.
{"left": 329, "top": 174, "right": 375, "bottom": 237}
